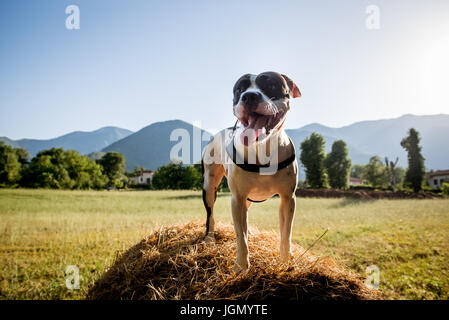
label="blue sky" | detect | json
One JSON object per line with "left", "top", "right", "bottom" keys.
{"left": 1, "top": 0, "right": 448, "bottom": 139}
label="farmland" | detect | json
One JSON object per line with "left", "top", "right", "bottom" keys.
{"left": 0, "top": 189, "right": 448, "bottom": 300}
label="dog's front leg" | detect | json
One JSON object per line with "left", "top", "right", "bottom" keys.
{"left": 231, "top": 195, "right": 250, "bottom": 272}
{"left": 279, "top": 194, "right": 296, "bottom": 261}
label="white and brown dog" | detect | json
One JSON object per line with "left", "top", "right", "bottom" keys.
{"left": 201, "top": 71, "right": 301, "bottom": 272}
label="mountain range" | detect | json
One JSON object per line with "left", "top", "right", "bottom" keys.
{"left": 0, "top": 127, "right": 133, "bottom": 157}
{"left": 286, "top": 114, "right": 449, "bottom": 170}
{"left": 1, "top": 114, "right": 448, "bottom": 172}
{"left": 102, "top": 120, "right": 212, "bottom": 171}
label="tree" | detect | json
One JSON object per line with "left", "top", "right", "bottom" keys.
{"left": 64, "top": 150, "right": 107, "bottom": 189}
{"left": 152, "top": 162, "right": 182, "bottom": 189}
{"left": 126, "top": 166, "right": 146, "bottom": 178}
{"left": 193, "top": 161, "right": 228, "bottom": 191}
{"left": 14, "top": 147, "right": 30, "bottom": 165}
{"left": 133, "top": 166, "right": 146, "bottom": 174}
{"left": 23, "top": 148, "right": 73, "bottom": 189}
{"left": 152, "top": 161, "right": 202, "bottom": 190}
{"left": 0, "top": 142, "right": 28, "bottom": 186}
{"left": 324, "top": 140, "right": 352, "bottom": 189}
{"left": 442, "top": 182, "right": 449, "bottom": 196}
{"left": 383, "top": 158, "right": 405, "bottom": 191}
{"left": 400, "top": 128, "right": 425, "bottom": 192}
{"left": 384, "top": 157, "right": 399, "bottom": 191}
{"left": 181, "top": 165, "right": 202, "bottom": 189}
{"left": 97, "top": 152, "right": 127, "bottom": 188}
{"left": 193, "top": 162, "right": 204, "bottom": 189}
{"left": 362, "top": 156, "right": 388, "bottom": 188}
{"left": 22, "top": 148, "right": 107, "bottom": 189}
{"left": 350, "top": 164, "right": 365, "bottom": 179}
{"left": 299, "top": 133, "right": 327, "bottom": 188}
{"left": 393, "top": 166, "right": 406, "bottom": 188}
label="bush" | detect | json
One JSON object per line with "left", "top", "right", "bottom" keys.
{"left": 152, "top": 161, "right": 202, "bottom": 190}
{"left": 96, "top": 152, "right": 127, "bottom": 188}
{"left": 324, "top": 140, "right": 351, "bottom": 189}
{"left": 300, "top": 133, "right": 328, "bottom": 188}
{"left": 349, "top": 185, "right": 375, "bottom": 191}
{"left": 0, "top": 142, "right": 29, "bottom": 186}
{"left": 442, "top": 182, "right": 449, "bottom": 196}
{"left": 362, "top": 156, "right": 389, "bottom": 188}
{"left": 22, "top": 148, "right": 107, "bottom": 189}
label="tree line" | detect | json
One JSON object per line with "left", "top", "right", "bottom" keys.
{"left": 150, "top": 161, "right": 229, "bottom": 191}
{"left": 0, "top": 141, "right": 211, "bottom": 191}
{"left": 299, "top": 128, "right": 426, "bottom": 192}
{"left": 0, "top": 127, "right": 429, "bottom": 192}
{"left": 0, "top": 143, "right": 127, "bottom": 189}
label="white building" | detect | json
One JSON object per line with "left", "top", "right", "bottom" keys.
{"left": 349, "top": 177, "right": 363, "bottom": 186}
{"left": 426, "top": 170, "right": 449, "bottom": 189}
{"left": 128, "top": 170, "right": 154, "bottom": 186}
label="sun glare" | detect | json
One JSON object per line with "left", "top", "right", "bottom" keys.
{"left": 425, "top": 38, "right": 449, "bottom": 112}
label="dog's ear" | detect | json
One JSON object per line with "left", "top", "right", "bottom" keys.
{"left": 282, "top": 74, "right": 301, "bottom": 98}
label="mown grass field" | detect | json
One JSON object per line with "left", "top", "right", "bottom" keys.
{"left": 0, "top": 189, "right": 448, "bottom": 300}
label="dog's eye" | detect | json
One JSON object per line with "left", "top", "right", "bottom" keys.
{"left": 272, "top": 94, "right": 289, "bottom": 100}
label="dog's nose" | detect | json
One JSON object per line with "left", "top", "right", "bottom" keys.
{"left": 241, "top": 92, "right": 261, "bottom": 109}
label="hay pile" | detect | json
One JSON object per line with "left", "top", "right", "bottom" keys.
{"left": 87, "top": 222, "right": 380, "bottom": 300}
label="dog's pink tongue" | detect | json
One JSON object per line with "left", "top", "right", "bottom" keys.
{"left": 240, "top": 116, "right": 264, "bottom": 146}
{"left": 240, "top": 127, "right": 261, "bottom": 146}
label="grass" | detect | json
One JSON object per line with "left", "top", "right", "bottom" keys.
{"left": 0, "top": 189, "right": 448, "bottom": 300}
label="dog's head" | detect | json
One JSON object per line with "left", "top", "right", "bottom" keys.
{"left": 233, "top": 71, "right": 301, "bottom": 146}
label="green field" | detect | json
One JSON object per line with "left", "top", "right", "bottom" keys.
{"left": 0, "top": 189, "right": 448, "bottom": 300}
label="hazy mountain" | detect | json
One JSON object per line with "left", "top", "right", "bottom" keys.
{"left": 286, "top": 114, "right": 449, "bottom": 170}
{"left": 0, "top": 126, "right": 133, "bottom": 157}
{"left": 102, "top": 120, "right": 213, "bottom": 171}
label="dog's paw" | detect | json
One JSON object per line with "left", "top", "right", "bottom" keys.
{"left": 232, "top": 261, "right": 249, "bottom": 274}
{"left": 280, "top": 252, "right": 293, "bottom": 262}
{"left": 204, "top": 234, "right": 215, "bottom": 243}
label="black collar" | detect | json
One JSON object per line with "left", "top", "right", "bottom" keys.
{"left": 225, "top": 129, "right": 296, "bottom": 174}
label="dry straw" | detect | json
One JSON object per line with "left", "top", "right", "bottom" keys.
{"left": 87, "top": 221, "right": 380, "bottom": 300}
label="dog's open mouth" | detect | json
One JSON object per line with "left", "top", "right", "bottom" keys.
{"left": 239, "top": 111, "right": 285, "bottom": 146}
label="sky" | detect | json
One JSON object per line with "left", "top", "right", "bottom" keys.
{"left": 1, "top": 0, "right": 448, "bottom": 140}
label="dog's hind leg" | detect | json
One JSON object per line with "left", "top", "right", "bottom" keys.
{"left": 202, "top": 160, "right": 225, "bottom": 242}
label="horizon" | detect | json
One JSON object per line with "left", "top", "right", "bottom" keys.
{"left": 1, "top": 1, "right": 449, "bottom": 140}
{"left": 2, "top": 113, "right": 448, "bottom": 141}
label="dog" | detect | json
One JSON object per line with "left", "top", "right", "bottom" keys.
{"left": 201, "top": 71, "right": 301, "bottom": 272}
